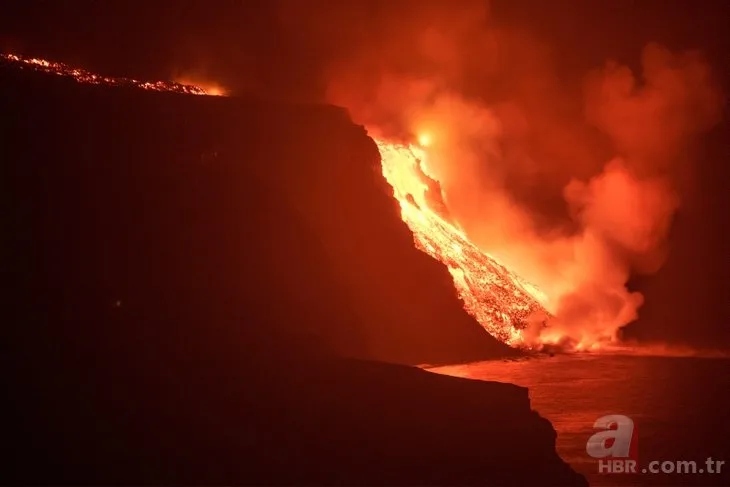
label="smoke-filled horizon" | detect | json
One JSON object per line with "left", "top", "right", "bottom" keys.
{"left": 277, "top": 0, "right": 725, "bottom": 347}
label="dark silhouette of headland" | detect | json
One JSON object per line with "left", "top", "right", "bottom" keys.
{"left": 4, "top": 60, "right": 586, "bottom": 485}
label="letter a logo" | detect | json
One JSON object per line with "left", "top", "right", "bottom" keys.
{"left": 586, "top": 414, "right": 635, "bottom": 459}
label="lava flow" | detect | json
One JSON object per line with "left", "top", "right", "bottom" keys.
{"left": 376, "top": 138, "right": 549, "bottom": 347}
{"left": 1, "top": 53, "right": 222, "bottom": 96}
{"left": 3, "top": 52, "right": 554, "bottom": 349}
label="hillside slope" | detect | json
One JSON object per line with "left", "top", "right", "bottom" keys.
{"left": 3, "top": 60, "right": 512, "bottom": 364}
{"left": 3, "top": 62, "right": 584, "bottom": 485}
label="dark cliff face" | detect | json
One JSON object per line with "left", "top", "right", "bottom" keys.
{"left": 3, "top": 62, "right": 512, "bottom": 365}
{"left": 4, "top": 65, "right": 585, "bottom": 485}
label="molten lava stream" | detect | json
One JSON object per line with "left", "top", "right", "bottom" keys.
{"left": 2, "top": 51, "right": 550, "bottom": 349}
{"left": 1, "top": 53, "right": 224, "bottom": 96}
{"left": 375, "top": 138, "right": 549, "bottom": 348}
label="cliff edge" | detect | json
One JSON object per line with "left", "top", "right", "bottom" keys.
{"left": 3, "top": 61, "right": 585, "bottom": 485}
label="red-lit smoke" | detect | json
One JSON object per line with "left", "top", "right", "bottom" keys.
{"left": 279, "top": 0, "right": 724, "bottom": 349}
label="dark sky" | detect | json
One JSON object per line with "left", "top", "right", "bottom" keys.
{"left": 3, "top": 0, "right": 729, "bottom": 348}
{"left": 2, "top": 1, "right": 728, "bottom": 98}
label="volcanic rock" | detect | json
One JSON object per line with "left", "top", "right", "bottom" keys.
{"left": 3, "top": 60, "right": 585, "bottom": 485}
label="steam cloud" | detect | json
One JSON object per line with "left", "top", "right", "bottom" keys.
{"left": 278, "top": 0, "right": 724, "bottom": 348}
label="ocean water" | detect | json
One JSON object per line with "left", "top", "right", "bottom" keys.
{"left": 429, "top": 354, "right": 730, "bottom": 486}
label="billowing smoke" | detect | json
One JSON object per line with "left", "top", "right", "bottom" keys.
{"left": 278, "top": 0, "right": 724, "bottom": 348}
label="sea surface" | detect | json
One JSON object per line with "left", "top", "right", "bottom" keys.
{"left": 429, "top": 354, "right": 730, "bottom": 486}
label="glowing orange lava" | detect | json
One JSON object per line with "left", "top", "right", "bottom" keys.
{"left": 376, "top": 138, "right": 549, "bottom": 347}
{"left": 174, "top": 77, "right": 228, "bottom": 97}
{"left": 1, "top": 53, "right": 223, "bottom": 96}
{"left": 3, "top": 51, "right": 557, "bottom": 349}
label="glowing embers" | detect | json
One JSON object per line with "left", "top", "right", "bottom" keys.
{"left": 1, "top": 53, "right": 218, "bottom": 96}
{"left": 376, "top": 139, "right": 548, "bottom": 347}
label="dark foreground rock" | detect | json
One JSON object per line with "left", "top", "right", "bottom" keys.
{"left": 10, "top": 350, "right": 587, "bottom": 485}
{"left": 3, "top": 61, "right": 585, "bottom": 485}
